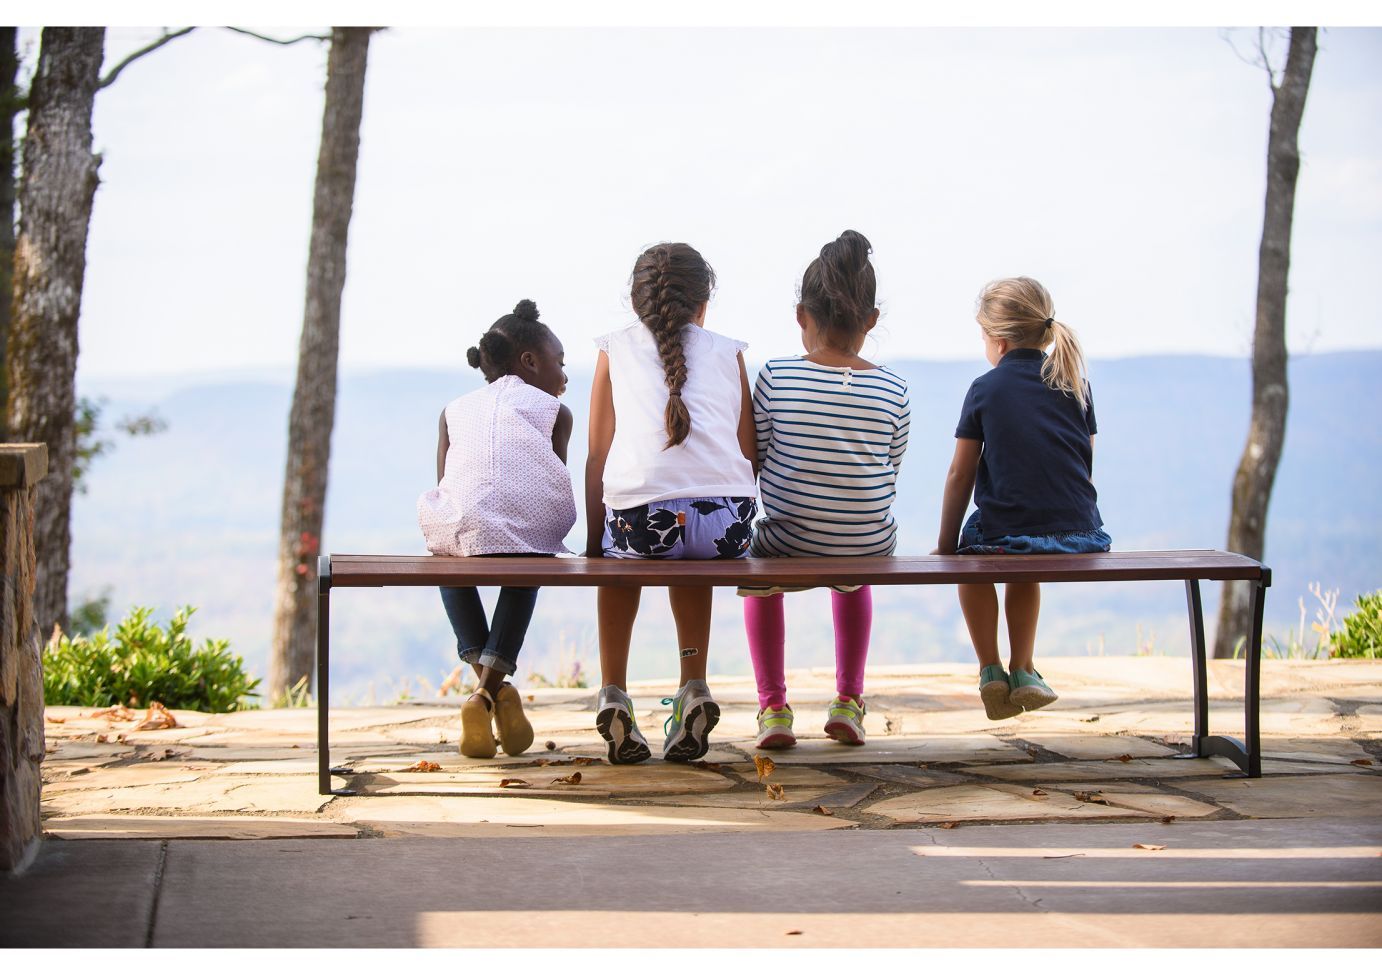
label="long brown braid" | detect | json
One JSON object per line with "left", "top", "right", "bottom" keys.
{"left": 629, "top": 243, "right": 716, "bottom": 448}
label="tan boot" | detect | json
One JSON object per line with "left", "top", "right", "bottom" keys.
{"left": 459, "top": 688, "right": 498, "bottom": 759}
{"left": 493, "top": 682, "right": 535, "bottom": 756}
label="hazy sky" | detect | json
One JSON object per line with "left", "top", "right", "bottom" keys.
{"left": 10, "top": 21, "right": 1381, "bottom": 384}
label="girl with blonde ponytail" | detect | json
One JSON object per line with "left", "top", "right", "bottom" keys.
{"left": 585, "top": 243, "right": 758, "bottom": 764}
{"left": 934, "top": 277, "right": 1110, "bottom": 720}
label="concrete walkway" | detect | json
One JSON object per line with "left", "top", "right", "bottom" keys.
{"left": 3, "top": 658, "right": 1381, "bottom": 947}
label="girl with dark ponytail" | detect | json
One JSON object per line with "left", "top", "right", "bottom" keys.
{"left": 418, "top": 300, "right": 577, "bottom": 760}
{"left": 585, "top": 243, "right": 759, "bottom": 765}
{"left": 743, "top": 230, "right": 912, "bottom": 751}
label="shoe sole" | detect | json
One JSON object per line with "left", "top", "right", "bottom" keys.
{"left": 823, "top": 719, "right": 866, "bottom": 746}
{"left": 755, "top": 730, "right": 796, "bottom": 750}
{"left": 459, "top": 699, "right": 497, "bottom": 758}
{"left": 493, "top": 687, "right": 534, "bottom": 756}
{"left": 1010, "top": 686, "right": 1058, "bottom": 712}
{"left": 596, "top": 706, "right": 651, "bottom": 764}
{"left": 663, "top": 701, "right": 720, "bottom": 762}
{"left": 981, "top": 680, "right": 1023, "bottom": 720}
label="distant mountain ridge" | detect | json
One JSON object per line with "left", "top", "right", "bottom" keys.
{"left": 71, "top": 351, "right": 1381, "bottom": 697}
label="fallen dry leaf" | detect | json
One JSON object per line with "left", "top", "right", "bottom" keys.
{"left": 936, "top": 821, "right": 959, "bottom": 829}
{"left": 765, "top": 783, "right": 785, "bottom": 801}
{"left": 550, "top": 772, "right": 583, "bottom": 785}
{"left": 404, "top": 760, "right": 442, "bottom": 773}
{"left": 133, "top": 702, "right": 179, "bottom": 731}
{"left": 1114, "top": 754, "right": 1135, "bottom": 763}
{"left": 44, "top": 715, "right": 65, "bottom": 724}
{"left": 691, "top": 760, "right": 723, "bottom": 771}
{"left": 1032, "top": 789, "right": 1048, "bottom": 796}
{"left": 527, "top": 695, "right": 535, "bottom": 703}
{"left": 572, "top": 757, "right": 598, "bottom": 765}
{"left": 753, "top": 755, "right": 776, "bottom": 781}
{"left": 89, "top": 705, "right": 135, "bottom": 722}
{"left": 499, "top": 778, "right": 531, "bottom": 789}
{"left": 812, "top": 805, "right": 834, "bottom": 816}
{"left": 1072, "top": 791, "right": 1108, "bottom": 805}
{"left": 95, "top": 734, "right": 108, "bottom": 743}
{"left": 1132, "top": 843, "right": 1166, "bottom": 851}
{"left": 1081, "top": 715, "right": 1101, "bottom": 723}
{"left": 786, "top": 930, "right": 802, "bottom": 936}
{"left": 1158, "top": 816, "right": 1176, "bottom": 824}
{"left": 1350, "top": 758, "right": 1374, "bottom": 767}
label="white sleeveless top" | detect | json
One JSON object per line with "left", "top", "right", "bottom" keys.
{"left": 597, "top": 323, "right": 758, "bottom": 509}
{"left": 417, "top": 375, "right": 577, "bottom": 555}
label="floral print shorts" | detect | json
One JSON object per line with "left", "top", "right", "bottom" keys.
{"left": 602, "top": 496, "right": 757, "bottom": 560}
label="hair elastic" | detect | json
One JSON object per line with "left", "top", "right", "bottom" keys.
{"left": 1044, "top": 317, "right": 1054, "bottom": 328}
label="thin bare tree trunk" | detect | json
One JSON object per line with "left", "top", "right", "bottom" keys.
{"left": 4, "top": 28, "right": 104, "bottom": 639}
{"left": 1, "top": 27, "right": 19, "bottom": 441}
{"left": 1214, "top": 27, "right": 1317, "bottom": 658}
{"left": 269, "top": 28, "right": 372, "bottom": 700}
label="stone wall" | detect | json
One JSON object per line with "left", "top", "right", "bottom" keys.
{"left": 0, "top": 444, "right": 48, "bottom": 873}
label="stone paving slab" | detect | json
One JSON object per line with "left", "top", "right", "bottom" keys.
{"left": 1014, "top": 732, "right": 1178, "bottom": 761}
{"left": 1180, "top": 773, "right": 1382, "bottom": 820}
{"left": 866, "top": 784, "right": 1159, "bottom": 824}
{"left": 325, "top": 795, "right": 851, "bottom": 837}
{"left": 42, "top": 816, "right": 360, "bottom": 840}
{"left": 726, "top": 733, "right": 1030, "bottom": 765}
{"left": 355, "top": 762, "right": 733, "bottom": 798}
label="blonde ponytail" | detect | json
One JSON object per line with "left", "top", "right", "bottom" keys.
{"left": 976, "top": 277, "right": 1089, "bottom": 411}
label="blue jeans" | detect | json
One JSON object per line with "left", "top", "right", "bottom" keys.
{"left": 439, "top": 584, "right": 539, "bottom": 677}
{"left": 957, "top": 511, "right": 1111, "bottom": 555}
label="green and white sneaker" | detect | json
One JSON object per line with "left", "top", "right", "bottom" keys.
{"left": 823, "top": 695, "right": 866, "bottom": 746}
{"left": 980, "top": 665, "right": 1022, "bottom": 720}
{"left": 596, "top": 685, "right": 651, "bottom": 764}
{"left": 661, "top": 679, "right": 720, "bottom": 762}
{"left": 1009, "top": 668, "right": 1058, "bottom": 712}
{"left": 755, "top": 705, "right": 796, "bottom": 750}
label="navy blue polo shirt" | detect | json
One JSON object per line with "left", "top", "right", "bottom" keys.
{"left": 955, "top": 348, "right": 1102, "bottom": 540}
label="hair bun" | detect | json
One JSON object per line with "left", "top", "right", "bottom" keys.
{"left": 513, "top": 299, "right": 540, "bottom": 321}
{"left": 466, "top": 346, "right": 482, "bottom": 369}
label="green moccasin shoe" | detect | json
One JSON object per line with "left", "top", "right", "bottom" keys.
{"left": 979, "top": 664, "right": 1022, "bottom": 720}
{"left": 1008, "top": 667, "right": 1059, "bottom": 712}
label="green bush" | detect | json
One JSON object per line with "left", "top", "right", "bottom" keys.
{"left": 1331, "top": 591, "right": 1382, "bottom": 659}
{"left": 43, "top": 606, "right": 261, "bottom": 712}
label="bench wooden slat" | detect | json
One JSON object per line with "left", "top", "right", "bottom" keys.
{"left": 326, "top": 550, "right": 1267, "bottom": 588}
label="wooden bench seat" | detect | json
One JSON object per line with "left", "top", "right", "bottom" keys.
{"left": 315, "top": 550, "right": 1270, "bottom": 794}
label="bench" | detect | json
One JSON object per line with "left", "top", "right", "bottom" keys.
{"left": 315, "top": 550, "right": 1271, "bottom": 795}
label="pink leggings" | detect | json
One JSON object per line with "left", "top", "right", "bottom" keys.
{"left": 743, "top": 587, "right": 872, "bottom": 710}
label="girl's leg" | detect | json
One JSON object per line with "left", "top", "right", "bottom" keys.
{"left": 1004, "top": 582, "right": 1041, "bottom": 672}
{"left": 482, "top": 586, "right": 539, "bottom": 685}
{"left": 668, "top": 585, "right": 713, "bottom": 684}
{"left": 831, "top": 586, "right": 872, "bottom": 703}
{"left": 597, "top": 585, "right": 641, "bottom": 689}
{"left": 439, "top": 585, "right": 489, "bottom": 680}
{"left": 744, "top": 593, "right": 787, "bottom": 710}
{"left": 958, "top": 582, "right": 1001, "bottom": 667}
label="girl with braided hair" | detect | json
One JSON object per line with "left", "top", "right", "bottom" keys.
{"left": 418, "top": 299, "right": 576, "bottom": 759}
{"left": 586, "top": 243, "right": 758, "bottom": 764}
{"left": 933, "top": 277, "right": 1109, "bottom": 720}
{"left": 742, "top": 230, "right": 912, "bottom": 750}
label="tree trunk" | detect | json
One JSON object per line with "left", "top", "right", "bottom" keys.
{"left": 0, "top": 27, "right": 20, "bottom": 442}
{"left": 4, "top": 28, "right": 104, "bottom": 640}
{"left": 1214, "top": 27, "right": 1317, "bottom": 658}
{"left": 268, "top": 28, "right": 372, "bottom": 700}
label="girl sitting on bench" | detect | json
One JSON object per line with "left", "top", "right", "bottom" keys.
{"left": 418, "top": 300, "right": 576, "bottom": 758}
{"left": 934, "top": 277, "right": 1110, "bottom": 720}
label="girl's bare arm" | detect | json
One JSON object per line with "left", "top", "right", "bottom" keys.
{"left": 736, "top": 352, "right": 758, "bottom": 475}
{"left": 585, "top": 352, "right": 616, "bottom": 557}
{"left": 551, "top": 403, "right": 574, "bottom": 464}
{"left": 435, "top": 409, "right": 449, "bottom": 483}
{"left": 933, "top": 438, "right": 982, "bottom": 554}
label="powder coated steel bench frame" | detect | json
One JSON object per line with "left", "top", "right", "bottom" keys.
{"left": 315, "top": 550, "right": 1270, "bottom": 795}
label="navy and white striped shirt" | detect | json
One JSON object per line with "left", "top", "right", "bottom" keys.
{"left": 750, "top": 357, "right": 911, "bottom": 557}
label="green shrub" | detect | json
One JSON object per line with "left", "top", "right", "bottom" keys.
{"left": 1331, "top": 591, "right": 1382, "bottom": 659}
{"left": 43, "top": 606, "right": 261, "bottom": 712}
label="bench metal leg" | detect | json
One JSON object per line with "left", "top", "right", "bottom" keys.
{"left": 317, "top": 558, "right": 332, "bottom": 795}
{"left": 1177, "top": 577, "right": 1266, "bottom": 778}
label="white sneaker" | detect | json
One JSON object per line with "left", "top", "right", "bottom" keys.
{"left": 595, "top": 685, "right": 651, "bottom": 764}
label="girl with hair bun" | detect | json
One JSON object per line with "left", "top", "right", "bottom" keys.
{"left": 743, "top": 230, "right": 912, "bottom": 750}
{"left": 417, "top": 299, "right": 576, "bottom": 759}
{"left": 586, "top": 243, "right": 758, "bottom": 764}
{"left": 934, "top": 277, "right": 1110, "bottom": 720}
